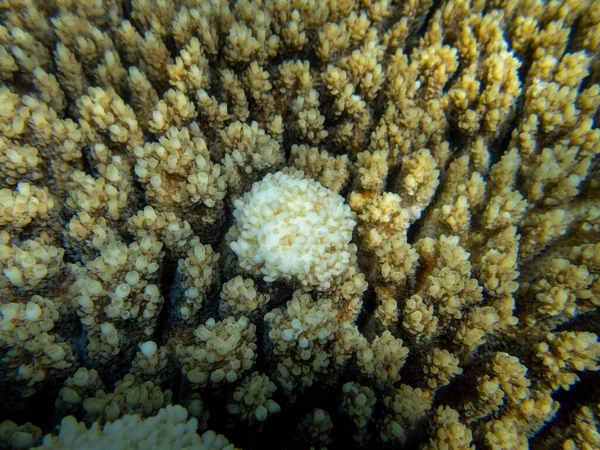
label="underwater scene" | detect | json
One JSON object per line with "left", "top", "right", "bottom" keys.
{"left": 0, "top": 0, "right": 599, "bottom": 448}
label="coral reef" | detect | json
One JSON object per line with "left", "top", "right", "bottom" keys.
{"left": 0, "top": 0, "right": 599, "bottom": 449}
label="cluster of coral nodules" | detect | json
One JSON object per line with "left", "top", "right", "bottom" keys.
{"left": 229, "top": 171, "right": 356, "bottom": 290}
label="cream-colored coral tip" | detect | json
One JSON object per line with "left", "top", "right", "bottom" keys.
{"left": 140, "top": 341, "right": 157, "bottom": 357}
{"left": 229, "top": 171, "right": 356, "bottom": 290}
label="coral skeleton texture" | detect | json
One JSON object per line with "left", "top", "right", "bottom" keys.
{"left": 0, "top": 0, "right": 599, "bottom": 449}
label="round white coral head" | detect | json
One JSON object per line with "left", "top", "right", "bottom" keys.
{"left": 229, "top": 171, "right": 356, "bottom": 291}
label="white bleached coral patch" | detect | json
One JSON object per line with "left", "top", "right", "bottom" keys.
{"left": 229, "top": 171, "right": 356, "bottom": 290}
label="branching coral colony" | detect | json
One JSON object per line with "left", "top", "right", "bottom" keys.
{"left": 0, "top": 0, "right": 599, "bottom": 449}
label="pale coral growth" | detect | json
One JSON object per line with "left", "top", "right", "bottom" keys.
{"left": 483, "top": 190, "right": 528, "bottom": 230}
{"left": 364, "top": 0, "right": 392, "bottom": 22}
{"left": 170, "top": 237, "right": 219, "bottom": 324}
{"left": 0, "top": 236, "right": 64, "bottom": 297}
{"left": 380, "top": 384, "right": 433, "bottom": 444}
{"left": 326, "top": 259, "right": 368, "bottom": 323}
{"left": 2, "top": 330, "right": 76, "bottom": 398}
{"left": 130, "top": 0, "right": 174, "bottom": 39}
{"left": 68, "top": 235, "right": 164, "bottom": 363}
{"left": 464, "top": 353, "right": 530, "bottom": 421}
{"left": 458, "top": 172, "right": 486, "bottom": 211}
{"left": 456, "top": 305, "right": 501, "bottom": 350}
{"left": 316, "top": 22, "right": 350, "bottom": 62}
{"left": 0, "top": 87, "right": 29, "bottom": 140}
{"left": 296, "top": 408, "right": 333, "bottom": 449}
{"left": 50, "top": 12, "right": 113, "bottom": 66}
{"left": 220, "top": 69, "right": 249, "bottom": 122}
{"left": 353, "top": 149, "right": 389, "bottom": 194}
{"left": 167, "top": 38, "right": 210, "bottom": 94}
{"left": 321, "top": 65, "right": 366, "bottom": 121}
{"left": 0, "top": 183, "right": 55, "bottom": 228}
{"left": 339, "top": 382, "right": 376, "bottom": 444}
{"left": 575, "top": 0, "right": 600, "bottom": 53}
{"left": 412, "top": 43, "right": 459, "bottom": 101}
{"left": 182, "top": 393, "right": 210, "bottom": 431}
{"left": 536, "top": 331, "right": 600, "bottom": 391}
{"left": 356, "top": 330, "right": 409, "bottom": 386}
{"left": 127, "top": 206, "right": 194, "bottom": 254}
{"left": 218, "top": 121, "right": 283, "bottom": 200}
{"left": 420, "top": 158, "right": 482, "bottom": 240}
{"left": 523, "top": 144, "right": 594, "bottom": 207}
{"left": 467, "top": 137, "right": 491, "bottom": 175}
{"left": 450, "top": 48, "right": 522, "bottom": 138}
{"left": 7, "top": 26, "right": 52, "bottom": 79}
{"left": 488, "top": 148, "right": 521, "bottom": 196}
{"left": 65, "top": 213, "right": 116, "bottom": 259}
{"left": 275, "top": 60, "right": 313, "bottom": 101}
{"left": 227, "top": 372, "right": 280, "bottom": 424}
{"left": 569, "top": 243, "right": 600, "bottom": 302}
{"left": 439, "top": 195, "right": 471, "bottom": 235}
{"left": 415, "top": 235, "right": 482, "bottom": 320}
{"left": 78, "top": 374, "right": 173, "bottom": 425}
{"left": 509, "top": 12, "right": 540, "bottom": 55}
{"left": 94, "top": 50, "right": 127, "bottom": 95}
{"left": 148, "top": 89, "right": 197, "bottom": 134}
{"left": 264, "top": 291, "right": 341, "bottom": 395}
{"left": 66, "top": 157, "right": 134, "bottom": 222}
{"left": 55, "top": 368, "right": 104, "bottom": 418}
{"left": 229, "top": 171, "right": 355, "bottom": 290}
{"left": 171, "top": 4, "right": 225, "bottom": 53}
{"left": 505, "top": 389, "right": 559, "bottom": 438}
{"left": 0, "top": 44, "right": 18, "bottom": 82}
{"left": 224, "top": 22, "right": 262, "bottom": 63}
{"left": 561, "top": 405, "right": 600, "bottom": 450}
{"left": 138, "top": 31, "right": 171, "bottom": 85}
{"left": 19, "top": 96, "right": 84, "bottom": 183}
{"left": 526, "top": 52, "right": 591, "bottom": 133}
{"left": 423, "top": 348, "right": 462, "bottom": 390}
{"left": 77, "top": 87, "right": 143, "bottom": 150}
{"left": 288, "top": 144, "right": 350, "bottom": 193}
{"left": 396, "top": 149, "right": 439, "bottom": 221}
{"left": 521, "top": 256, "right": 595, "bottom": 334}
{"left": 134, "top": 126, "right": 227, "bottom": 223}
{"left": 115, "top": 19, "right": 142, "bottom": 64}
{"left": 34, "top": 405, "right": 236, "bottom": 450}
{"left": 219, "top": 276, "right": 270, "bottom": 320}
{"left": 484, "top": 416, "right": 528, "bottom": 450}
{"left": 32, "top": 67, "right": 66, "bottom": 114}
{"left": 2, "top": 2, "right": 53, "bottom": 50}
{"left": 401, "top": 233, "right": 488, "bottom": 350}
{"left": 130, "top": 341, "right": 170, "bottom": 385}
{"left": 345, "top": 11, "right": 372, "bottom": 45}
{"left": 475, "top": 226, "right": 521, "bottom": 299}
{"left": 0, "top": 296, "right": 60, "bottom": 347}
{"left": 375, "top": 238, "right": 419, "bottom": 286}
{"left": 352, "top": 193, "right": 410, "bottom": 248}
{"left": 126, "top": 66, "right": 158, "bottom": 131}
{"left": 0, "top": 419, "right": 42, "bottom": 450}
{"left": 377, "top": 284, "right": 404, "bottom": 337}
{"left": 424, "top": 405, "right": 474, "bottom": 450}
{"left": 195, "top": 89, "right": 230, "bottom": 131}
{"left": 232, "top": 0, "right": 279, "bottom": 62}
{"left": 339, "top": 38, "right": 385, "bottom": 100}
{"left": 402, "top": 294, "right": 438, "bottom": 342}
{"left": 244, "top": 61, "right": 273, "bottom": 103}
{"left": 176, "top": 316, "right": 257, "bottom": 387}
{"left": 295, "top": 104, "right": 329, "bottom": 144}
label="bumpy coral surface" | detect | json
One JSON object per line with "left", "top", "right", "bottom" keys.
{"left": 0, "top": 0, "right": 599, "bottom": 449}
{"left": 229, "top": 171, "right": 356, "bottom": 290}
